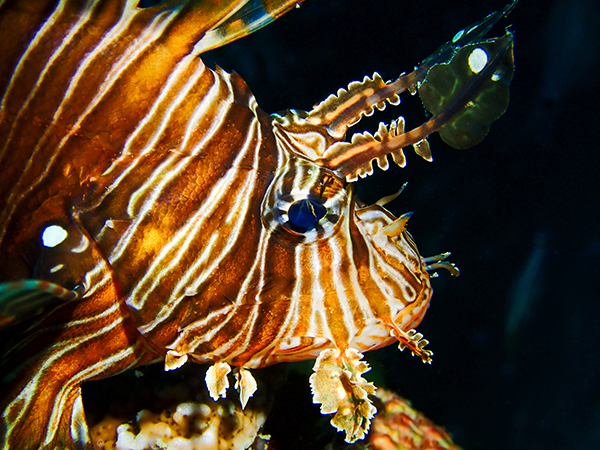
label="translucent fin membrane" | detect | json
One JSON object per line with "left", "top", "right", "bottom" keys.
{"left": 316, "top": 31, "right": 514, "bottom": 182}
{"left": 194, "top": 0, "right": 307, "bottom": 54}
{"left": 418, "top": 35, "right": 515, "bottom": 149}
{"left": 307, "top": 0, "right": 518, "bottom": 137}
{"left": 288, "top": 1, "right": 518, "bottom": 182}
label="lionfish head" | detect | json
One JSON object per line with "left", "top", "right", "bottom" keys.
{"left": 259, "top": 141, "right": 435, "bottom": 345}
{"left": 261, "top": 19, "right": 515, "bottom": 352}
{"left": 252, "top": 20, "right": 514, "bottom": 439}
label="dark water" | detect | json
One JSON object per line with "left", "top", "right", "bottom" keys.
{"left": 203, "top": 0, "right": 600, "bottom": 449}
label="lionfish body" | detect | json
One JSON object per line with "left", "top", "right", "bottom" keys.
{"left": 0, "top": 0, "right": 516, "bottom": 448}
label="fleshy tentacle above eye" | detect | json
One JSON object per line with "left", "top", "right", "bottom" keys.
{"left": 318, "top": 34, "right": 514, "bottom": 182}
{"left": 276, "top": 1, "right": 517, "bottom": 183}
{"left": 305, "top": 0, "right": 518, "bottom": 139}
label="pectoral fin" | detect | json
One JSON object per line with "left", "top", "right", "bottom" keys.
{"left": 0, "top": 280, "right": 78, "bottom": 330}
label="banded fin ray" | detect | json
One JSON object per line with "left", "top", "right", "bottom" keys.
{"left": 316, "top": 31, "right": 515, "bottom": 181}
{"left": 272, "top": 1, "right": 517, "bottom": 183}
{"left": 0, "top": 280, "right": 78, "bottom": 330}
{"left": 194, "top": 0, "right": 306, "bottom": 54}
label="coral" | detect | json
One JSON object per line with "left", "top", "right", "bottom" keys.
{"left": 90, "top": 400, "right": 268, "bottom": 450}
{"left": 369, "top": 389, "right": 463, "bottom": 450}
{"left": 85, "top": 363, "right": 461, "bottom": 450}
{"left": 85, "top": 364, "right": 278, "bottom": 450}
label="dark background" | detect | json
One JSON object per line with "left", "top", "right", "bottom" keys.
{"left": 203, "top": 0, "right": 600, "bottom": 449}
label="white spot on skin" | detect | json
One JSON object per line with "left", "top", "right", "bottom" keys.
{"left": 42, "top": 225, "right": 68, "bottom": 248}
{"left": 468, "top": 47, "right": 488, "bottom": 74}
{"left": 184, "top": 287, "right": 198, "bottom": 297}
{"left": 49, "top": 264, "right": 64, "bottom": 273}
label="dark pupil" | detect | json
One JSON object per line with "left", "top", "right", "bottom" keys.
{"left": 287, "top": 198, "right": 327, "bottom": 233}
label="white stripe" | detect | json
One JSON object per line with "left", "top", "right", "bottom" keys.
{"left": 165, "top": 147, "right": 268, "bottom": 354}
{"left": 305, "top": 244, "right": 329, "bottom": 340}
{"left": 250, "top": 244, "right": 306, "bottom": 365}
{"left": 152, "top": 120, "right": 264, "bottom": 318}
{"left": 99, "top": 55, "right": 206, "bottom": 180}
{"left": 6, "top": 313, "right": 125, "bottom": 432}
{"left": 110, "top": 70, "right": 232, "bottom": 265}
{"left": 69, "top": 392, "right": 89, "bottom": 446}
{"left": 45, "top": 344, "right": 142, "bottom": 445}
{"left": 367, "top": 240, "right": 415, "bottom": 316}
{"left": 168, "top": 303, "right": 234, "bottom": 355}
{"left": 181, "top": 129, "right": 274, "bottom": 354}
{"left": 125, "top": 112, "right": 258, "bottom": 311}
{"left": 341, "top": 224, "right": 376, "bottom": 320}
{"left": 3, "top": 301, "right": 121, "bottom": 360}
{"left": 0, "top": 5, "right": 179, "bottom": 241}
{"left": 0, "top": 0, "right": 68, "bottom": 122}
{"left": 328, "top": 236, "right": 359, "bottom": 340}
{"left": 133, "top": 171, "right": 247, "bottom": 329}
{"left": 205, "top": 224, "right": 272, "bottom": 359}
{"left": 124, "top": 61, "right": 213, "bottom": 217}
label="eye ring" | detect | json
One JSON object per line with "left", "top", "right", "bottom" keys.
{"left": 261, "top": 159, "right": 348, "bottom": 243}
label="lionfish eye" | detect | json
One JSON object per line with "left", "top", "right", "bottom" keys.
{"left": 287, "top": 198, "right": 327, "bottom": 233}
{"left": 261, "top": 159, "right": 348, "bottom": 243}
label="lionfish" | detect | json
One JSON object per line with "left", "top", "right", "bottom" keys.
{"left": 0, "top": 0, "right": 516, "bottom": 448}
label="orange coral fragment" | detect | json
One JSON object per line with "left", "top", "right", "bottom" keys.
{"left": 369, "top": 388, "right": 463, "bottom": 450}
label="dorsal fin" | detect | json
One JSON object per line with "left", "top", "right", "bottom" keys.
{"left": 194, "top": 0, "right": 305, "bottom": 54}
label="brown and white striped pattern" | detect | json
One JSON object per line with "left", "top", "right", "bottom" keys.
{"left": 0, "top": 1, "right": 436, "bottom": 448}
